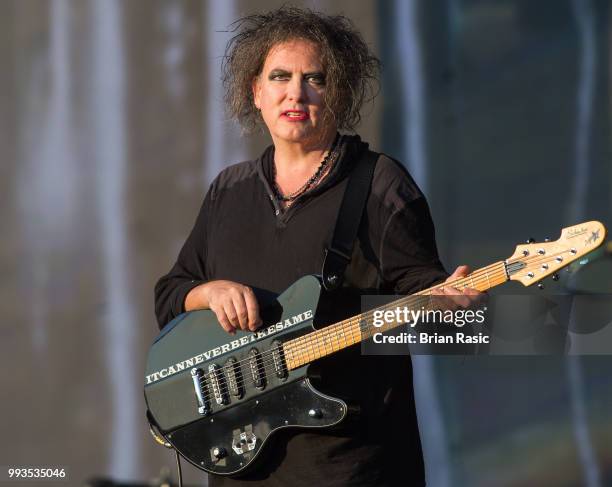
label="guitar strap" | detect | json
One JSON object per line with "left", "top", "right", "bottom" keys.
{"left": 321, "top": 149, "right": 379, "bottom": 291}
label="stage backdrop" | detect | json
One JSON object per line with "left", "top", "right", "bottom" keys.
{"left": 1, "top": 0, "right": 611, "bottom": 486}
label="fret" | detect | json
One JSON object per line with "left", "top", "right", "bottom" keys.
{"left": 285, "top": 261, "right": 508, "bottom": 370}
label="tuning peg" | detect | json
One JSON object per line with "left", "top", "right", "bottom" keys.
{"left": 552, "top": 274, "right": 559, "bottom": 281}
{"left": 526, "top": 237, "right": 536, "bottom": 243}
{"left": 537, "top": 282, "right": 544, "bottom": 290}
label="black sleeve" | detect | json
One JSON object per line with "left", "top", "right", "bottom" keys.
{"left": 154, "top": 189, "right": 212, "bottom": 329}
{"left": 380, "top": 196, "right": 449, "bottom": 295}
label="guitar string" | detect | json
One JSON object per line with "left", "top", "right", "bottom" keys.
{"left": 202, "top": 247, "right": 577, "bottom": 396}
{"left": 198, "top": 248, "right": 575, "bottom": 396}
{"left": 279, "top": 247, "right": 577, "bottom": 367}
{"left": 279, "top": 248, "right": 575, "bottom": 370}
{"left": 200, "top": 260, "right": 508, "bottom": 396}
{"left": 205, "top": 259, "right": 504, "bottom": 388}
{"left": 209, "top": 248, "right": 574, "bottom": 398}
{"left": 273, "top": 260, "right": 506, "bottom": 372}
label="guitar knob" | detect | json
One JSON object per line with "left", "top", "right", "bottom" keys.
{"left": 327, "top": 274, "right": 338, "bottom": 284}
{"left": 552, "top": 274, "right": 560, "bottom": 281}
{"left": 537, "top": 282, "right": 544, "bottom": 290}
{"left": 526, "top": 237, "right": 536, "bottom": 243}
{"left": 308, "top": 408, "right": 323, "bottom": 419}
{"left": 212, "top": 446, "right": 227, "bottom": 459}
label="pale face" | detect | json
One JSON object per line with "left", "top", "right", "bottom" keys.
{"left": 252, "top": 39, "right": 337, "bottom": 149}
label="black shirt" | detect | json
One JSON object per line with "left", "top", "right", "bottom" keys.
{"left": 154, "top": 135, "right": 448, "bottom": 486}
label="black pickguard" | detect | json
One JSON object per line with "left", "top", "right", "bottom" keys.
{"left": 167, "top": 378, "right": 345, "bottom": 476}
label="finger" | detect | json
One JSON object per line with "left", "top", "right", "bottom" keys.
{"left": 456, "top": 295, "right": 472, "bottom": 309}
{"left": 430, "top": 289, "right": 455, "bottom": 310}
{"left": 212, "top": 305, "right": 236, "bottom": 335}
{"left": 231, "top": 293, "right": 250, "bottom": 331}
{"left": 464, "top": 288, "right": 486, "bottom": 305}
{"left": 442, "top": 285, "right": 462, "bottom": 295}
{"left": 449, "top": 288, "right": 472, "bottom": 308}
{"left": 223, "top": 300, "right": 242, "bottom": 330}
{"left": 447, "top": 265, "right": 471, "bottom": 281}
{"left": 229, "top": 288, "right": 251, "bottom": 330}
{"left": 430, "top": 289, "right": 456, "bottom": 311}
{"left": 456, "top": 265, "right": 471, "bottom": 276}
{"left": 243, "top": 287, "right": 262, "bottom": 331}
{"left": 443, "top": 287, "right": 471, "bottom": 308}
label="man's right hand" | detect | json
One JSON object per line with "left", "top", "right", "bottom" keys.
{"left": 185, "top": 280, "right": 262, "bottom": 334}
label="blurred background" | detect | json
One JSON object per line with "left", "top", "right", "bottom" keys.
{"left": 1, "top": 0, "right": 611, "bottom": 486}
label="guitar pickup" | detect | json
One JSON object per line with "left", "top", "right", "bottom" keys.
{"left": 248, "top": 348, "right": 266, "bottom": 390}
{"left": 209, "top": 363, "right": 229, "bottom": 406}
{"left": 190, "top": 367, "right": 210, "bottom": 415}
{"left": 225, "top": 357, "right": 244, "bottom": 398}
{"left": 271, "top": 341, "right": 288, "bottom": 380}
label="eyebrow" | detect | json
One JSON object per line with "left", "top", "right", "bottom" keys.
{"left": 268, "top": 69, "right": 290, "bottom": 76}
{"left": 268, "top": 68, "right": 325, "bottom": 77}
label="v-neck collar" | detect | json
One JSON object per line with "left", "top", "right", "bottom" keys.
{"left": 256, "top": 134, "right": 369, "bottom": 222}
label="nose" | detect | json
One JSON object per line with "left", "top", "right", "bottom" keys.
{"left": 286, "top": 76, "right": 305, "bottom": 102}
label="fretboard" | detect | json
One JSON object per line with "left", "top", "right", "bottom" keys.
{"left": 283, "top": 261, "right": 508, "bottom": 369}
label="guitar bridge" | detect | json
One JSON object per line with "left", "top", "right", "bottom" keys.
{"left": 190, "top": 367, "right": 210, "bottom": 415}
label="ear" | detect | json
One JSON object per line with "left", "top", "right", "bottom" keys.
{"left": 252, "top": 76, "right": 261, "bottom": 109}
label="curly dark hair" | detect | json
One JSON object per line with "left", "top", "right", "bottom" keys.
{"left": 222, "top": 6, "right": 381, "bottom": 133}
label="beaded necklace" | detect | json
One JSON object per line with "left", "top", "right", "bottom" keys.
{"left": 272, "top": 135, "right": 341, "bottom": 204}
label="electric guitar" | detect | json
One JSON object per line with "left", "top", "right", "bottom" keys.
{"left": 144, "top": 221, "right": 606, "bottom": 476}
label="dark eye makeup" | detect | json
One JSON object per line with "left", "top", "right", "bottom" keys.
{"left": 267, "top": 69, "right": 325, "bottom": 85}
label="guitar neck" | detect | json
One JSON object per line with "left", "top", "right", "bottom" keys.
{"left": 283, "top": 261, "right": 508, "bottom": 369}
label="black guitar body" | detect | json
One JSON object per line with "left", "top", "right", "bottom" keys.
{"left": 144, "top": 220, "right": 608, "bottom": 477}
{"left": 167, "top": 378, "right": 345, "bottom": 475}
{"left": 144, "top": 276, "right": 347, "bottom": 476}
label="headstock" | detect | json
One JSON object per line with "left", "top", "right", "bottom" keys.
{"left": 507, "top": 221, "right": 607, "bottom": 287}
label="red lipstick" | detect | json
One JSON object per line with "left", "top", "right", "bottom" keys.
{"left": 281, "top": 110, "right": 309, "bottom": 121}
